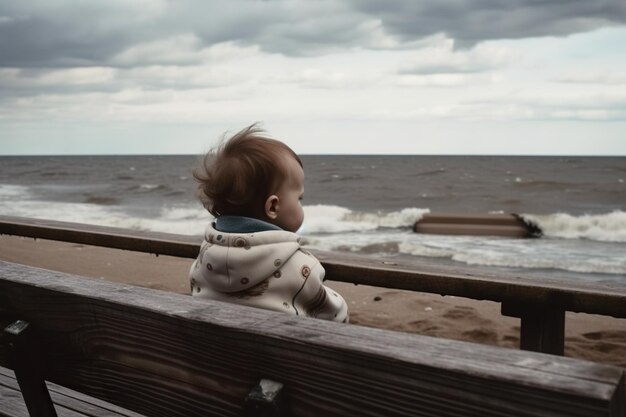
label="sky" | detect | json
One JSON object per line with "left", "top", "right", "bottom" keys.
{"left": 1, "top": 0, "right": 626, "bottom": 156}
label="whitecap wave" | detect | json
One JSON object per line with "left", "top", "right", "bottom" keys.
{"left": 398, "top": 235, "right": 626, "bottom": 275}
{"left": 0, "top": 183, "right": 209, "bottom": 236}
{"left": 302, "top": 204, "right": 429, "bottom": 234}
{"left": 0, "top": 184, "right": 32, "bottom": 198}
{"left": 522, "top": 211, "right": 626, "bottom": 242}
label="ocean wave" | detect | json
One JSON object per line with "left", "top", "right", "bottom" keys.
{"left": 39, "top": 171, "right": 76, "bottom": 178}
{"left": 318, "top": 174, "right": 365, "bottom": 183}
{"left": 411, "top": 168, "right": 447, "bottom": 177}
{"left": 139, "top": 184, "right": 167, "bottom": 191}
{"left": 0, "top": 184, "right": 31, "bottom": 198}
{"left": 513, "top": 179, "right": 572, "bottom": 189}
{"left": 83, "top": 195, "right": 121, "bottom": 206}
{"left": 301, "top": 205, "right": 429, "bottom": 234}
{"left": 125, "top": 183, "right": 172, "bottom": 193}
{"left": 0, "top": 195, "right": 209, "bottom": 236}
{"left": 522, "top": 211, "right": 626, "bottom": 243}
{"left": 1, "top": 190, "right": 624, "bottom": 276}
{"left": 397, "top": 235, "right": 626, "bottom": 275}
{"left": 105, "top": 206, "right": 209, "bottom": 235}
{"left": 305, "top": 231, "right": 626, "bottom": 275}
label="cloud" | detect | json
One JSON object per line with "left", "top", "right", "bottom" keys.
{"left": 398, "top": 36, "right": 515, "bottom": 75}
{"left": 351, "top": 0, "right": 626, "bottom": 48}
{"left": 0, "top": 0, "right": 167, "bottom": 68}
{"left": 462, "top": 90, "right": 626, "bottom": 122}
{"left": 555, "top": 71, "right": 626, "bottom": 85}
{"left": 2, "top": 0, "right": 624, "bottom": 70}
{"left": 0, "top": 1, "right": 367, "bottom": 68}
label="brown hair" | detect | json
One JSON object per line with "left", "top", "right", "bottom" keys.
{"left": 193, "top": 123, "right": 302, "bottom": 217}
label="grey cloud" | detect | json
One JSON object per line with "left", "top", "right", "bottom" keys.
{"left": 399, "top": 63, "right": 491, "bottom": 75}
{"left": 161, "top": 1, "right": 369, "bottom": 56}
{"left": 0, "top": 1, "right": 363, "bottom": 68}
{"left": 351, "top": 0, "right": 626, "bottom": 47}
{"left": 0, "top": 1, "right": 163, "bottom": 68}
{"left": 1, "top": 0, "right": 625, "bottom": 70}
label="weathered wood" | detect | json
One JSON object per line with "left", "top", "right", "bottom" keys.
{"left": 0, "top": 366, "right": 146, "bottom": 417}
{"left": 414, "top": 213, "right": 539, "bottom": 238}
{"left": 0, "top": 215, "right": 201, "bottom": 259}
{"left": 2, "top": 215, "right": 625, "bottom": 321}
{"left": 0, "top": 261, "right": 624, "bottom": 417}
{"left": 4, "top": 320, "right": 58, "bottom": 417}
{"left": 243, "top": 379, "right": 286, "bottom": 417}
{"left": 501, "top": 302, "right": 566, "bottom": 355}
{"left": 414, "top": 223, "right": 530, "bottom": 237}
{"left": 315, "top": 250, "right": 626, "bottom": 319}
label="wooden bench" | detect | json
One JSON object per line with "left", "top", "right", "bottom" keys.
{"left": 1, "top": 215, "right": 625, "bottom": 356}
{"left": 0, "top": 261, "right": 625, "bottom": 417}
{"left": 0, "top": 365, "right": 145, "bottom": 417}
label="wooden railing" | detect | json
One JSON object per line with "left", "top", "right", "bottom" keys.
{"left": 1, "top": 261, "right": 624, "bottom": 417}
{"left": 1, "top": 215, "right": 625, "bottom": 356}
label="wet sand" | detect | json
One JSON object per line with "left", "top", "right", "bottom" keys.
{"left": 1, "top": 234, "right": 625, "bottom": 370}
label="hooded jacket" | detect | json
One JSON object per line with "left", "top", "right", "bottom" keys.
{"left": 189, "top": 217, "right": 349, "bottom": 323}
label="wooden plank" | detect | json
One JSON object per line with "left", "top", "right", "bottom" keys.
{"left": 3, "top": 320, "right": 58, "bottom": 417}
{"left": 0, "top": 372, "right": 31, "bottom": 417}
{"left": 501, "top": 303, "right": 565, "bottom": 355}
{"left": 413, "top": 213, "right": 541, "bottom": 238}
{"left": 0, "top": 215, "right": 200, "bottom": 259}
{"left": 0, "top": 367, "right": 145, "bottom": 417}
{"left": 414, "top": 223, "right": 530, "bottom": 238}
{"left": 0, "top": 261, "right": 624, "bottom": 417}
{"left": 418, "top": 213, "right": 525, "bottom": 226}
{"left": 2, "top": 215, "right": 625, "bottom": 319}
{"left": 315, "top": 250, "right": 626, "bottom": 319}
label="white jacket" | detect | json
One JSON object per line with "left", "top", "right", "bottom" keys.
{"left": 189, "top": 222, "right": 349, "bottom": 323}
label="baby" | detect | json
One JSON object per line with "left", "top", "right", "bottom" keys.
{"left": 189, "top": 124, "right": 349, "bottom": 323}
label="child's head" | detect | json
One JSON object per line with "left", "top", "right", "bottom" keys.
{"left": 194, "top": 124, "right": 305, "bottom": 232}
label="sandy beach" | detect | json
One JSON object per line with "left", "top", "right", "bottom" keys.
{"left": 1, "top": 234, "right": 625, "bottom": 371}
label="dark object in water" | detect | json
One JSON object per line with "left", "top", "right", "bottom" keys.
{"left": 413, "top": 213, "right": 543, "bottom": 238}
{"left": 512, "top": 213, "right": 543, "bottom": 238}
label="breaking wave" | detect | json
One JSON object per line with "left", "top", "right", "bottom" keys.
{"left": 301, "top": 205, "right": 429, "bottom": 234}
{"left": 522, "top": 211, "right": 626, "bottom": 243}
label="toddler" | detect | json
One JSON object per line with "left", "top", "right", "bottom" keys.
{"left": 189, "top": 124, "right": 349, "bottom": 323}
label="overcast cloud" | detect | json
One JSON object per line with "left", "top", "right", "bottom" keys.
{"left": 0, "top": 0, "right": 625, "bottom": 155}
{"left": 2, "top": 1, "right": 625, "bottom": 67}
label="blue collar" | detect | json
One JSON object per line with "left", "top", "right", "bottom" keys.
{"left": 215, "top": 215, "right": 282, "bottom": 233}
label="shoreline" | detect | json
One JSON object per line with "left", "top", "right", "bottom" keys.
{"left": 1, "top": 234, "right": 624, "bottom": 370}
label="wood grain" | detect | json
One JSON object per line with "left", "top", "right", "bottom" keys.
{"left": 414, "top": 213, "right": 534, "bottom": 237}
{"left": 0, "top": 261, "right": 624, "bottom": 417}
{"left": 0, "top": 366, "right": 145, "bottom": 417}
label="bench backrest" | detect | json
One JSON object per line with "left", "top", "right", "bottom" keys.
{"left": 0, "top": 261, "right": 624, "bottom": 417}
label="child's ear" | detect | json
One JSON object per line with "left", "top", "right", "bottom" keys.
{"left": 264, "top": 195, "right": 280, "bottom": 219}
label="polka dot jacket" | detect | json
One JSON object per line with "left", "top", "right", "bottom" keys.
{"left": 189, "top": 222, "right": 349, "bottom": 323}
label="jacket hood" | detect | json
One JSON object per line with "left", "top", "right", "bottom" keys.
{"left": 198, "top": 222, "right": 301, "bottom": 293}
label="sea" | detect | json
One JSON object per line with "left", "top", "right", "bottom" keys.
{"left": 0, "top": 155, "right": 625, "bottom": 284}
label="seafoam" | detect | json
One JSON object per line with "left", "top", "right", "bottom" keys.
{"left": 1, "top": 184, "right": 625, "bottom": 277}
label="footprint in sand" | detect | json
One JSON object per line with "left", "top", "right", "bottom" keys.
{"left": 461, "top": 328, "right": 499, "bottom": 344}
{"left": 582, "top": 330, "right": 626, "bottom": 341}
{"left": 442, "top": 306, "right": 493, "bottom": 326}
{"left": 586, "top": 342, "right": 625, "bottom": 354}
{"left": 405, "top": 319, "right": 441, "bottom": 334}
